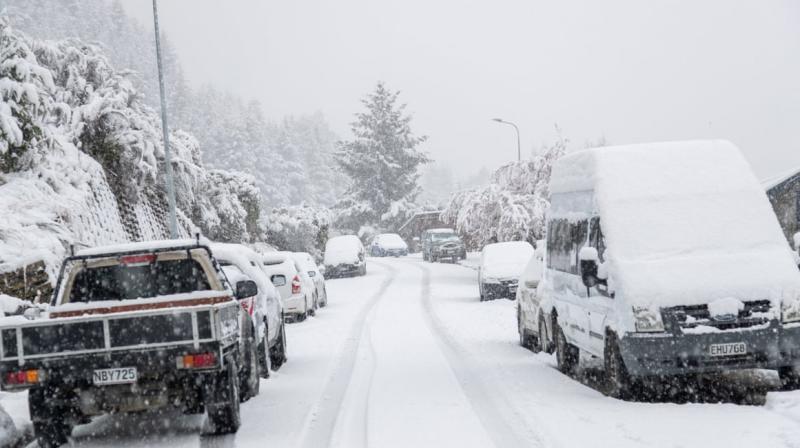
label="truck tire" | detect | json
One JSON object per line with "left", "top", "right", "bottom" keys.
{"left": 207, "top": 359, "right": 241, "bottom": 435}
{"left": 605, "top": 332, "right": 634, "bottom": 399}
{"left": 29, "top": 386, "right": 71, "bottom": 448}
{"left": 239, "top": 329, "right": 260, "bottom": 402}
{"left": 555, "top": 318, "right": 579, "bottom": 375}
{"left": 270, "top": 322, "right": 288, "bottom": 370}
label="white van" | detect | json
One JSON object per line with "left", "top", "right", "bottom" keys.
{"left": 537, "top": 140, "right": 800, "bottom": 397}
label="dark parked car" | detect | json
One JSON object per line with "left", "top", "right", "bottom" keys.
{"left": 422, "top": 228, "right": 466, "bottom": 262}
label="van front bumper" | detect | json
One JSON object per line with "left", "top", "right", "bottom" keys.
{"left": 619, "top": 321, "right": 784, "bottom": 377}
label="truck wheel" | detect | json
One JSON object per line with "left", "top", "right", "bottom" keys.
{"left": 207, "top": 359, "right": 241, "bottom": 435}
{"left": 29, "top": 387, "right": 71, "bottom": 448}
{"left": 605, "top": 332, "right": 634, "bottom": 399}
{"left": 555, "top": 318, "right": 579, "bottom": 375}
{"left": 270, "top": 322, "right": 288, "bottom": 370}
{"left": 779, "top": 366, "right": 800, "bottom": 390}
{"left": 239, "top": 329, "right": 260, "bottom": 402}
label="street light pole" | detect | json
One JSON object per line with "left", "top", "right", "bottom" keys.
{"left": 491, "top": 118, "right": 521, "bottom": 162}
{"left": 152, "top": 0, "right": 179, "bottom": 239}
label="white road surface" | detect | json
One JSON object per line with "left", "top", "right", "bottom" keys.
{"left": 4, "top": 255, "right": 800, "bottom": 447}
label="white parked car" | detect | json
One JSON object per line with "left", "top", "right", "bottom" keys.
{"left": 212, "top": 243, "right": 288, "bottom": 372}
{"left": 262, "top": 252, "right": 316, "bottom": 321}
{"left": 324, "top": 235, "right": 366, "bottom": 278}
{"left": 538, "top": 140, "right": 800, "bottom": 398}
{"left": 369, "top": 233, "right": 409, "bottom": 257}
{"left": 293, "top": 251, "right": 328, "bottom": 308}
{"left": 516, "top": 241, "right": 546, "bottom": 351}
{"left": 478, "top": 241, "right": 534, "bottom": 301}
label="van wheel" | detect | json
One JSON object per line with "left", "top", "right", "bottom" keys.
{"left": 539, "top": 314, "right": 553, "bottom": 354}
{"left": 206, "top": 359, "right": 241, "bottom": 435}
{"left": 605, "top": 332, "right": 634, "bottom": 399}
{"left": 517, "top": 305, "right": 538, "bottom": 351}
{"left": 309, "top": 295, "right": 317, "bottom": 316}
{"left": 555, "top": 319, "right": 579, "bottom": 375}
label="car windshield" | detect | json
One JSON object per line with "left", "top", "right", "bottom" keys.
{"left": 67, "top": 258, "right": 211, "bottom": 303}
{"left": 432, "top": 233, "right": 458, "bottom": 242}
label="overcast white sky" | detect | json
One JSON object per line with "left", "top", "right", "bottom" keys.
{"left": 122, "top": 0, "right": 800, "bottom": 180}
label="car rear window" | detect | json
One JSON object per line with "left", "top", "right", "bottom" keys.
{"left": 67, "top": 258, "right": 211, "bottom": 303}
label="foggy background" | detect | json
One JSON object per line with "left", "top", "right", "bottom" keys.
{"left": 120, "top": 0, "right": 800, "bottom": 181}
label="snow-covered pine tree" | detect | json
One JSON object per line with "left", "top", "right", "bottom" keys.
{"left": 335, "top": 82, "right": 429, "bottom": 232}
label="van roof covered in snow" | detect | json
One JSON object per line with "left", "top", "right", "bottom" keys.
{"left": 549, "top": 140, "right": 800, "bottom": 307}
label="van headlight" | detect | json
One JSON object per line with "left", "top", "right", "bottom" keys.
{"left": 633, "top": 306, "right": 665, "bottom": 332}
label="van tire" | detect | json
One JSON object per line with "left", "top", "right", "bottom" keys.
{"left": 605, "top": 332, "right": 634, "bottom": 399}
{"left": 517, "top": 305, "right": 539, "bottom": 352}
{"left": 539, "top": 314, "right": 553, "bottom": 354}
{"left": 555, "top": 318, "right": 579, "bottom": 375}
{"left": 258, "top": 328, "right": 271, "bottom": 379}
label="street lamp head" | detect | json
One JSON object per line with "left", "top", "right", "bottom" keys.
{"left": 491, "top": 118, "right": 504, "bottom": 123}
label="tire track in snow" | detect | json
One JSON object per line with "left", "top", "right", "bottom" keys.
{"left": 298, "top": 261, "right": 395, "bottom": 448}
{"left": 416, "top": 260, "right": 545, "bottom": 448}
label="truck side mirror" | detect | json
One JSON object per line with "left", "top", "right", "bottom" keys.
{"left": 235, "top": 280, "right": 258, "bottom": 299}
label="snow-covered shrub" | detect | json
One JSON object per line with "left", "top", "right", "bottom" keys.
{"left": 442, "top": 140, "right": 566, "bottom": 249}
{"left": 264, "top": 205, "right": 332, "bottom": 261}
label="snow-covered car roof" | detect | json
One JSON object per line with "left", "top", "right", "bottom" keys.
{"left": 262, "top": 251, "right": 293, "bottom": 265}
{"left": 549, "top": 140, "right": 800, "bottom": 306}
{"left": 76, "top": 238, "right": 210, "bottom": 257}
{"left": 292, "top": 252, "right": 318, "bottom": 271}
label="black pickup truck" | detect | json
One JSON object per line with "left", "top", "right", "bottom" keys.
{"left": 0, "top": 240, "right": 262, "bottom": 447}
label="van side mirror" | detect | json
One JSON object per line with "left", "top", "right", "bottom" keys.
{"left": 235, "top": 280, "right": 258, "bottom": 299}
{"left": 578, "top": 247, "right": 605, "bottom": 289}
{"left": 271, "top": 275, "right": 287, "bottom": 287}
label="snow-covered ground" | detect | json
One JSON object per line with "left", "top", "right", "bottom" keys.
{"left": 4, "top": 256, "right": 800, "bottom": 446}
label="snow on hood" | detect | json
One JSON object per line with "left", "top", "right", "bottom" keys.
{"left": 324, "top": 235, "right": 363, "bottom": 265}
{"left": 481, "top": 242, "right": 534, "bottom": 280}
{"left": 551, "top": 140, "right": 800, "bottom": 307}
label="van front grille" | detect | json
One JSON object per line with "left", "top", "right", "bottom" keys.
{"left": 662, "top": 300, "right": 773, "bottom": 332}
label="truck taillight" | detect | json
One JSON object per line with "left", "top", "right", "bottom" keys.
{"left": 176, "top": 352, "right": 218, "bottom": 369}
{"left": 4, "top": 369, "right": 42, "bottom": 386}
{"left": 292, "top": 275, "right": 301, "bottom": 294}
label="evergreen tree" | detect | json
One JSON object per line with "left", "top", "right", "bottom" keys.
{"left": 335, "top": 82, "right": 429, "bottom": 232}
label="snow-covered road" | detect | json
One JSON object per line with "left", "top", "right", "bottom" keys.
{"left": 4, "top": 255, "right": 800, "bottom": 447}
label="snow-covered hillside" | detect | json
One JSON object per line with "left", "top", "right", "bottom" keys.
{"left": 0, "top": 18, "right": 260, "bottom": 279}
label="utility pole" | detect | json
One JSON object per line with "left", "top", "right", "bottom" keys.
{"left": 152, "top": 0, "right": 179, "bottom": 238}
{"left": 491, "top": 118, "right": 521, "bottom": 162}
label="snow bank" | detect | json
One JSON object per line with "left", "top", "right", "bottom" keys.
{"left": 551, "top": 140, "right": 800, "bottom": 307}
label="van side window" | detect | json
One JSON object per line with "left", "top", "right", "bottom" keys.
{"left": 547, "top": 218, "right": 590, "bottom": 275}
{"left": 589, "top": 217, "right": 606, "bottom": 261}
